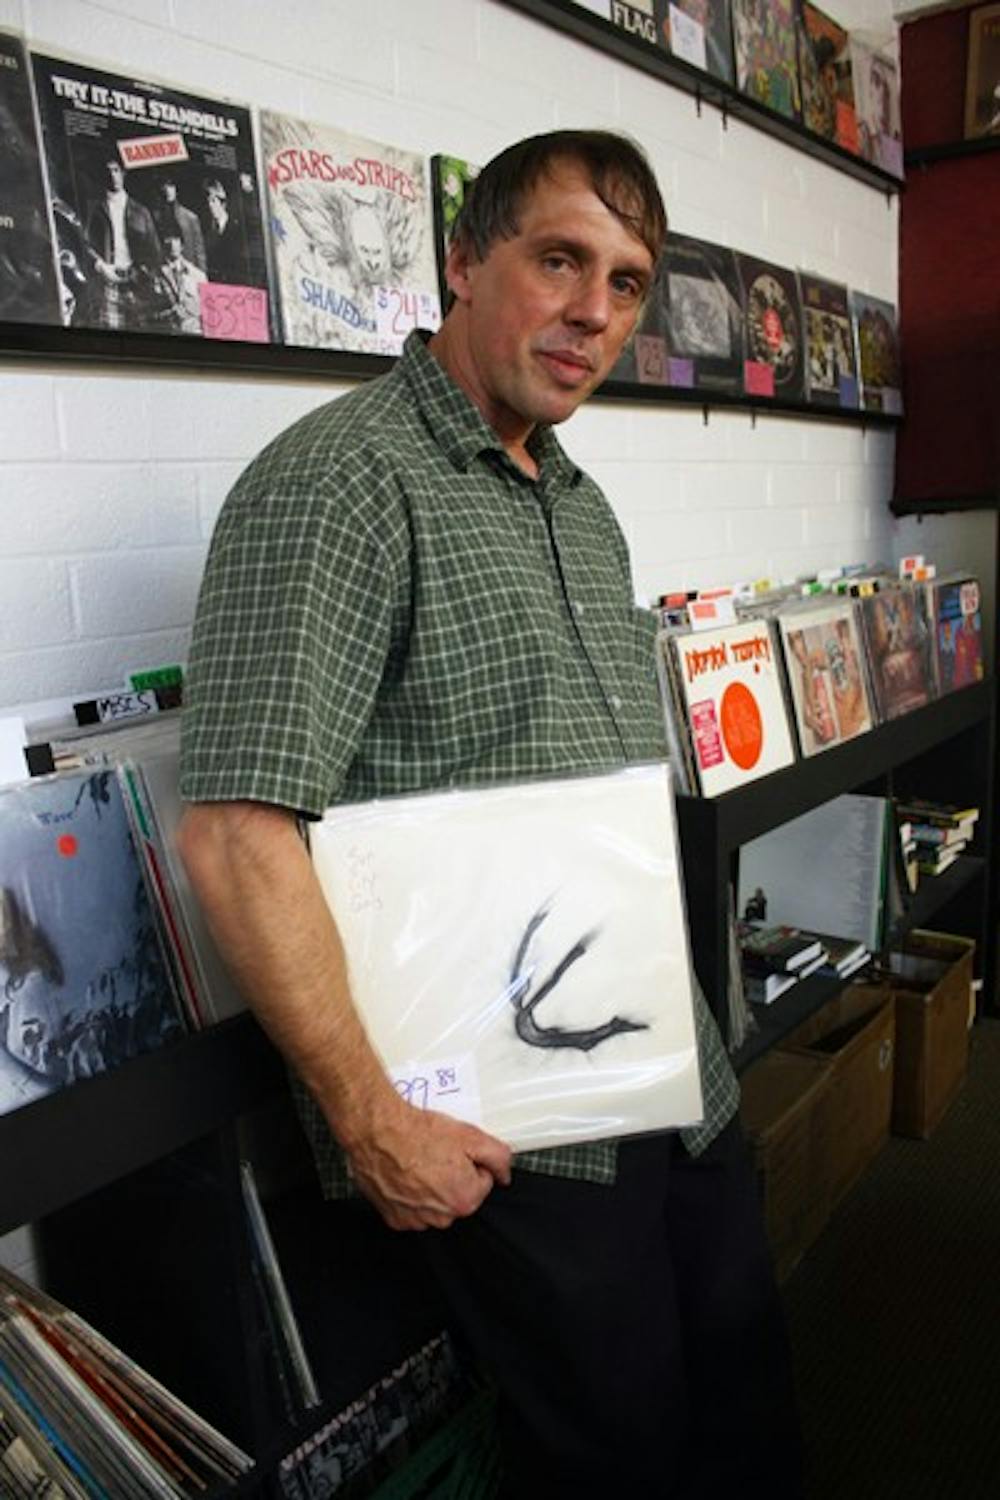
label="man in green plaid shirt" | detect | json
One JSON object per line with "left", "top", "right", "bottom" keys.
{"left": 179, "top": 130, "right": 801, "bottom": 1498}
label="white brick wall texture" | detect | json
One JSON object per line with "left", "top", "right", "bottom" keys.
{"left": 0, "top": 0, "right": 901, "bottom": 716}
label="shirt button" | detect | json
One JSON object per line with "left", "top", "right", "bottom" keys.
{"left": 573, "top": 600, "right": 585, "bottom": 616}
{"left": 610, "top": 694, "right": 623, "bottom": 711}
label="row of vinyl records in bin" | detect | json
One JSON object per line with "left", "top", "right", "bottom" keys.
{"left": 0, "top": 24, "right": 902, "bottom": 415}
{"left": 725, "top": 787, "right": 980, "bottom": 1050}
{"left": 0, "top": 1158, "right": 469, "bottom": 1498}
{"left": 656, "top": 566, "right": 985, "bottom": 799}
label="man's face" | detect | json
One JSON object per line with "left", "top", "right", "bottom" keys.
{"left": 161, "top": 181, "right": 178, "bottom": 203}
{"left": 105, "top": 161, "right": 125, "bottom": 192}
{"left": 445, "top": 161, "right": 653, "bottom": 437}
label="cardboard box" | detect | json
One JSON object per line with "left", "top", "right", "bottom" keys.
{"left": 780, "top": 983, "right": 895, "bottom": 1210}
{"left": 740, "top": 1050, "right": 832, "bottom": 1283}
{"left": 887, "top": 929, "right": 974, "bottom": 1139}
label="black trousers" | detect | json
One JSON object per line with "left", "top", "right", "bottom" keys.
{"left": 420, "top": 1118, "right": 804, "bottom": 1499}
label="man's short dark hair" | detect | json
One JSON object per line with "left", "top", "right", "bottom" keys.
{"left": 453, "top": 130, "right": 667, "bottom": 266}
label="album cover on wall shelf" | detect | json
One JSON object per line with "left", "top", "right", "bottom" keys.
{"left": 856, "top": 585, "right": 936, "bottom": 722}
{"left": 850, "top": 39, "right": 903, "bottom": 177}
{"left": 796, "top": 1, "right": 858, "bottom": 151}
{"left": 926, "top": 576, "right": 985, "bottom": 695}
{"left": 735, "top": 253, "right": 805, "bottom": 402}
{"left": 30, "top": 51, "right": 271, "bottom": 340}
{"left": 775, "top": 598, "right": 874, "bottom": 756}
{"left": 800, "top": 272, "right": 859, "bottom": 408}
{"left": 659, "top": 0, "right": 735, "bottom": 82}
{"left": 964, "top": 1, "right": 1000, "bottom": 139}
{"left": 731, "top": 0, "right": 801, "bottom": 121}
{"left": 0, "top": 769, "right": 185, "bottom": 1122}
{"left": 430, "top": 153, "right": 479, "bottom": 307}
{"left": 0, "top": 31, "right": 62, "bottom": 325}
{"left": 639, "top": 232, "right": 744, "bottom": 395}
{"left": 667, "top": 619, "right": 797, "bottom": 796}
{"left": 851, "top": 290, "right": 902, "bottom": 414}
{"left": 608, "top": 0, "right": 667, "bottom": 50}
{"left": 261, "top": 110, "right": 441, "bottom": 356}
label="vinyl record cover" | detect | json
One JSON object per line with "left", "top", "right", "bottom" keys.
{"left": 660, "top": 0, "right": 735, "bottom": 83}
{"left": 262, "top": 110, "right": 441, "bottom": 355}
{"left": 731, "top": 0, "right": 801, "bottom": 120}
{"left": 609, "top": 0, "right": 668, "bottom": 49}
{"left": 776, "top": 599, "right": 874, "bottom": 755}
{"left": 641, "top": 232, "right": 744, "bottom": 394}
{"left": 0, "top": 770, "right": 183, "bottom": 1121}
{"left": 851, "top": 290, "right": 902, "bottom": 414}
{"left": 310, "top": 767, "right": 703, "bottom": 1152}
{"left": 430, "top": 153, "right": 479, "bottom": 307}
{"left": 735, "top": 253, "right": 805, "bottom": 401}
{"left": 800, "top": 272, "right": 859, "bottom": 407}
{"left": 850, "top": 39, "right": 903, "bottom": 176}
{"left": 929, "top": 577, "right": 984, "bottom": 694}
{"left": 0, "top": 31, "right": 61, "bottom": 324}
{"left": 672, "top": 620, "right": 797, "bottom": 795}
{"left": 857, "top": 585, "right": 936, "bottom": 721}
{"left": 796, "top": 1, "right": 857, "bottom": 151}
{"left": 30, "top": 52, "right": 270, "bottom": 338}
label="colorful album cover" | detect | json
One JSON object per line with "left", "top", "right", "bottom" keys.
{"left": 850, "top": 39, "right": 903, "bottom": 176}
{"left": 615, "top": 232, "right": 743, "bottom": 394}
{"left": 851, "top": 290, "right": 902, "bottom": 414}
{"left": 800, "top": 273, "right": 859, "bottom": 408}
{"left": 776, "top": 600, "right": 873, "bottom": 756}
{"left": 796, "top": 2, "right": 858, "bottom": 151}
{"left": 857, "top": 586, "right": 936, "bottom": 721}
{"left": 659, "top": 0, "right": 735, "bottom": 82}
{"left": 262, "top": 110, "right": 441, "bottom": 356}
{"left": 731, "top": 0, "right": 801, "bottom": 121}
{"left": 0, "top": 769, "right": 184, "bottom": 1120}
{"left": 671, "top": 620, "right": 796, "bottom": 796}
{"left": 31, "top": 53, "right": 270, "bottom": 340}
{"left": 430, "top": 153, "right": 480, "bottom": 306}
{"left": 735, "top": 253, "right": 805, "bottom": 402}
{"left": 929, "top": 577, "right": 984, "bottom": 695}
{"left": 0, "top": 31, "right": 62, "bottom": 324}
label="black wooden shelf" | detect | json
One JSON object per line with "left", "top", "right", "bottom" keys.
{"left": 677, "top": 678, "right": 993, "bottom": 855}
{"left": 0, "top": 1013, "right": 284, "bottom": 1236}
{"left": 889, "top": 853, "right": 986, "bottom": 941}
{"left": 500, "top": 0, "right": 903, "bottom": 195}
{"left": 905, "top": 135, "right": 1000, "bottom": 167}
{"left": 0, "top": 318, "right": 901, "bottom": 427}
{"left": 891, "top": 492, "right": 1000, "bottom": 517}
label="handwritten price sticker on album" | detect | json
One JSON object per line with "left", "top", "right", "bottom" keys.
{"left": 374, "top": 286, "right": 441, "bottom": 352}
{"left": 390, "top": 1055, "right": 483, "bottom": 1127}
{"left": 199, "top": 282, "right": 270, "bottom": 343}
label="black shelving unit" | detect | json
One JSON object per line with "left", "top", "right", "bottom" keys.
{"left": 676, "top": 679, "right": 997, "bottom": 1055}
{"left": 500, "top": 0, "right": 904, "bottom": 195}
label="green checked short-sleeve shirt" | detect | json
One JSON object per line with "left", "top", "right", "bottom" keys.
{"left": 181, "top": 330, "right": 739, "bottom": 1193}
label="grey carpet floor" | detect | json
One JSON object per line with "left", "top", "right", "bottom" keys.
{"left": 781, "top": 1017, "right": 1000, "bottom": 1499}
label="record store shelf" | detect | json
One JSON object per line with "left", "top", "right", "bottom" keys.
{"left": 0, "top": 1013, "right": 284, "bottom": 1236}
{"left": 0, "top": 319, "right": 902, "bottom": 428}
{"left": 500, "top": 0, "right": 904, "bottom": 195}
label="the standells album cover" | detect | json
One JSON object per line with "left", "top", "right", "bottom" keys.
{"left": 0, "top": 770, "right": 184, "bottom": 1120}
{"left": 0, "top": 31, "right": 62, "bottom": 324}
{"left": 735, "top": 253, "right": 805, "bottom": 402}
{"left": 261, "top": 109, "right": 441, "bottom": 355}
{"left": 851, "top": 290, "right": 903, "bottom": 414}
{"left": 731, "top": 0, "right": 801, "bottom": 120}
{"left": 31, "top": 52, "right": 270, "bottom": 339}
{"left": 796, "top": 1, "right": 858, "bottom": 151}
{"left": 800, "top": 273, "right": 859, "bottom": 407}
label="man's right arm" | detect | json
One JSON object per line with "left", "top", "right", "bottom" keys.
{"left": 176, "top": 799, "right": 511, "bottom": 1230}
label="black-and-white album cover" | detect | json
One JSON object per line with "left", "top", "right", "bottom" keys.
{"left": 800, "top": 272, "right": 859, "bottom": 408}
{"left": 662, "top": 233, "right": 744, "bottom": 394}
{"left": 0, "top": 31, "right": 61, "bottom": 324}
{"left": 0, "top": 770, "right": 184, "bottom": 1121}
{"left": 261, "top": 110, "right": 441, "bottom": 355}
{"left": 735, "top": 252, "right": 805, "bottom": 401}
{"left": 31, "top": 52, "right": 270, "bottom": 340}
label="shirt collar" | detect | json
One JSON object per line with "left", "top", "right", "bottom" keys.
{"left": 398, "top": 329, "right": 583, "bottom": 489}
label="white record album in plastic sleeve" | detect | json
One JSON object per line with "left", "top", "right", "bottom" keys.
{"left": 309, "top": 764, "right": 704, "bottom": 1152}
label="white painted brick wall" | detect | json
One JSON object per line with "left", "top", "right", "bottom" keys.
{"left": 0, "top": 0, "right": 900, "bottom": 718}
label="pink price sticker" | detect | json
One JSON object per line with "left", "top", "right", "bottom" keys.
{"left": 744, "top": 361, "right": 775, "bottom": 398}
{"left": 690, "top": 699, "right": 724, "bottom": 770}
{"left": 199, "top": 283, "right": 270, "bottom": 343}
